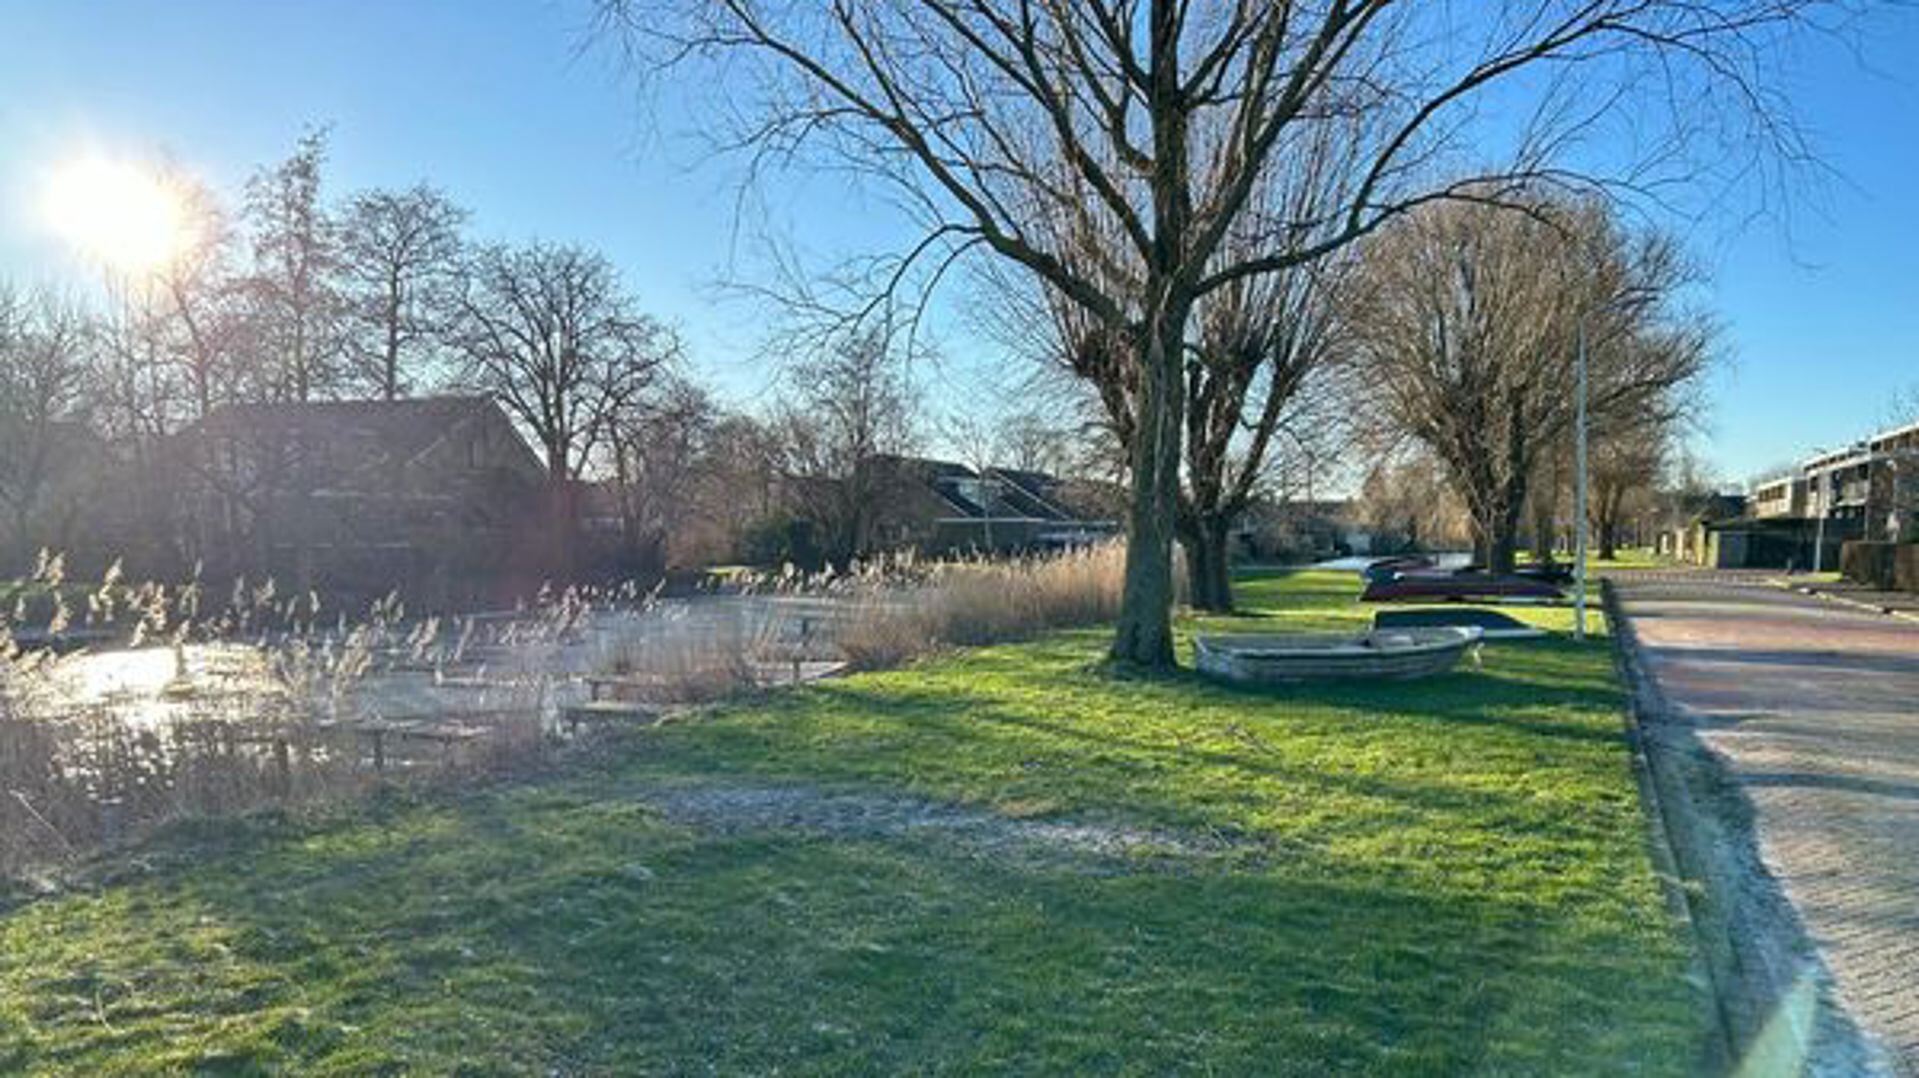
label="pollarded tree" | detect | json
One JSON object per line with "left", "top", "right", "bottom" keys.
{"left": 1005, "top": 145, "right": 1356, "bottom": 611}
{"left": 1347, "top": 195, "right": 1710, "bottom": 573}
{"left": 1178, "top": 255, "right": 1349, "bottom": 610}
{"left": 597, "top": 0, "right": 1842, "bottom": 667}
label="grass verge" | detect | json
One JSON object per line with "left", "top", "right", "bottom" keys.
{"left": 0, "top": 570, "right": 1701, "bottom": 1075}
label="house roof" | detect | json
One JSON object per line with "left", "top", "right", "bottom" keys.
{"left": 188, "top": 396, "right": 494, "bottom": 457}
{"left": 178, "top": 396, "right": 540, "bottom": 490}
{"left": 1704, "top": 515, "right": 1815, "bottom": 533}
{"left": 865, "top": 455, "right": 1113, "bottom": 525}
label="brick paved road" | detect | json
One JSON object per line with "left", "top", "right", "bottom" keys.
{"left": 1615, "top": 576, "right": 1919, "bottom": 1074}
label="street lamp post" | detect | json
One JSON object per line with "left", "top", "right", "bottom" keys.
{"left": 1574, "top": 320, "right": 1590, "bottom": 641}
{"left": 1812, "top": 468, "right": 1829, "bottom": 574}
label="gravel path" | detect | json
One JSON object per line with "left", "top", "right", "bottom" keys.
{"left": 1616, "top": 577, "right": 1919, "bottom": 1075}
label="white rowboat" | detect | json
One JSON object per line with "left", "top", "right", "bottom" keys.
{"left": 1195, "top": 626, "right": 1483, "bottom": 684}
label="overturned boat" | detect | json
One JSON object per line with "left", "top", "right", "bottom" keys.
{"left": 1195, "top": 626, "right": 1483, "bottom": 685}
{"left": 1372, "top": 607, "right": 1547, "bottom": 640}
{"left": 1360, "top": 569, "right": 1563, "bottom": 604}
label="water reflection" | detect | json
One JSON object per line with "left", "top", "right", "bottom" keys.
{"left": 20, "top": 593, "right": 861, "bottom": 734}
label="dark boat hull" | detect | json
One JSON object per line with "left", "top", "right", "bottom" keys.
{"left": 1360, "top": 572, "right": 1563, "bottom": 603}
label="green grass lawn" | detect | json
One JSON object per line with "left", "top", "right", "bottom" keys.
{"left": 1516, "top": 546, "right": 1668, "bottom": 571}
{"left": 0, "top": 571, "right": 1702, "bottom": 1075}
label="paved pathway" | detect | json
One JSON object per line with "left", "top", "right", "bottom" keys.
{"left": 1614, "top": 575, "right": 1919, "bottom": 1073}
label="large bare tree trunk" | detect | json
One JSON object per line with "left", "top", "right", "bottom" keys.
{"left": 1112, "top": 313, "right": 1185, "bottom": 668}
{"left": 1491, "top": 495, "right": 1527, "bottom": 574}
{"left": 1111, "top": 4, "right": 1190, "bottom": 669}
{"left": 1183, "top": 512, "right": 1234, "bottom": 613}
{"left": 1472, "top": 485, "right": 1528, "bottom": 576}
{"left": 1531, "top": 494, "right": 1556, "bottom": 565}
{"left": 1597, "top": 487, "right": 1624, "bottom": 561}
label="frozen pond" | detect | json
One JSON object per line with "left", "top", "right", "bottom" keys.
{"left": 1312, "top": 551, "right": 1473, "bottom": 571}
{"left": 19, "top": 593, "right": 874, "bottom": 734}
{"left": 0, "top": 589, "right": 890, "bottom": 874}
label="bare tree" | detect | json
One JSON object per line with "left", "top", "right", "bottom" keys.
{"left": 1348, "top": 195, "right": 1711, "bottom": 573}
{"left": 607, "top": 374, "right": 720, "bottom": 571}
{"left": 1528, "top": 441, "right": 1572, "bottom": 564}
{"left": 0, "top": 288, "right": 94, "bottom": 566}
{"left": 92, "top": 285, "right": 188, "bottom": 452}
{"left": 1180, "top": 260, "right": 1349, "bottom": 609}
{"left": 449, "top": 241, "right": 679, "bottom": 481}
{"left": 340, "top": 184, "right": 468, "bottom": 400}
{"left": 151, "top": 167, "right": 239, "bottom": 420}
{"left": 771, "top": 326, "right": 920, "bottom": 565}
{"left": 239, "top": 128, "right": 346, "bottom": 403}
{"left": 697, "top": 412, "right": 790, "bottom": 561}
{"left": 939, "top": 408, "right": 1009, "bottom": 551}
{"left": 994, "top": 409, "right": 1073, "bottom": 476}
{"left": 598, "top": 0, "right": 1831, "bottom": 667}
{"left": 998, "top": 153, "right": 1356, "bottom": 609}
{"left": 1590, "top": 421, "right": 1673, "bottom": 560}
{"left": 75, "top": 164, "right": 233, "bottom": 450}
{"left": 1355, "top": 452, "right": 1473, "bottom": 554}
{"left": 1887, "top": 384, "right": 1919, "bottom": 429}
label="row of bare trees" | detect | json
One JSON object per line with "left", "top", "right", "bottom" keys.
{"left": 3, "top": 230, "right": 966, "bottom": 583}
{"left": 0, "top": 129, "right": 706, "bottom": 575}
{"left": 1347, "top": 196, "right": 1711, "bottom": 573}
{"left": 91, "top": 130, "right": 467, "bottom": 433}
{"left": 85, "top": 130, "right": 688, "bottom": 485}
{"left": 595, "top": 0, "right": 1844, "bottom": 667}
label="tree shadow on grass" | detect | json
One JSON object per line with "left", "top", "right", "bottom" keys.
{"left": 640, "top": 671, "right": 1633, "bottom": 857}
{"left": 0, "top": 774, "right": 1699, "bottom": 1076}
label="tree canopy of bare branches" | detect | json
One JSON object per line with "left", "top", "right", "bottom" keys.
{"left": 1348, "top": 194, "right": 1712, "bottom": 572}
{"left": 449, "top": 241, "right": 682, "bottom": 482}
{"left": 598, "top": 0, "right": 1836, "bottom": 667}
{"left": 606, "top": 374, "right": 723, "bottom": 572}
{"left": 770, "top": 326, "right": 921, "bottom": 565}
{"left": 0, "top": 288, "right": 94, "bottom": 566}
{"left": 340, "top": 184, "right": 468, "bottom": 400}
{"left": 239, "top": 128, "right": 346, "bottom": 403}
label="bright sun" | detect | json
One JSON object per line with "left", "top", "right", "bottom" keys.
{"left": 42, "top": 154, "right": 190, "bottom": 277}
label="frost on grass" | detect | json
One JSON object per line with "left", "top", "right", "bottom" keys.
{"left": 644, "top": 782, "right": 1256, "bottom": 870}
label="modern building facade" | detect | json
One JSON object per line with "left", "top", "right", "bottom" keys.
{"left": 1724, "top": 416, "right": 1919, "bottom": 570}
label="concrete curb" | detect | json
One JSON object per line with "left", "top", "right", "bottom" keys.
{"left": 1766, "top": 577, "right": 1919, "bottom": 625}
{"left": 1602, "top": 580, "right": 1737, "bottom": 1073}
{"left": 1602, "top": 580, "right": 1896, "bottom": 1077}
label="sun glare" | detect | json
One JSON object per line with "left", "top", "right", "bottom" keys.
{"left": 42, "top": 154, "right": 190, "bottom": 277}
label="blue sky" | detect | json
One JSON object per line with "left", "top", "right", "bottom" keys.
{"left": 1, "top": 0, "right": 1915, "bottom": 484}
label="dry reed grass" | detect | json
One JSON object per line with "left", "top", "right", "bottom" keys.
{"left": 0, "top": 555, "right": 632, "bottom": 880}
{"left": 834, "top": 543, "right": 1127, "bottom": 669}
{"left": 0, "top": 541, "right": 1133, "bottom": 879}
